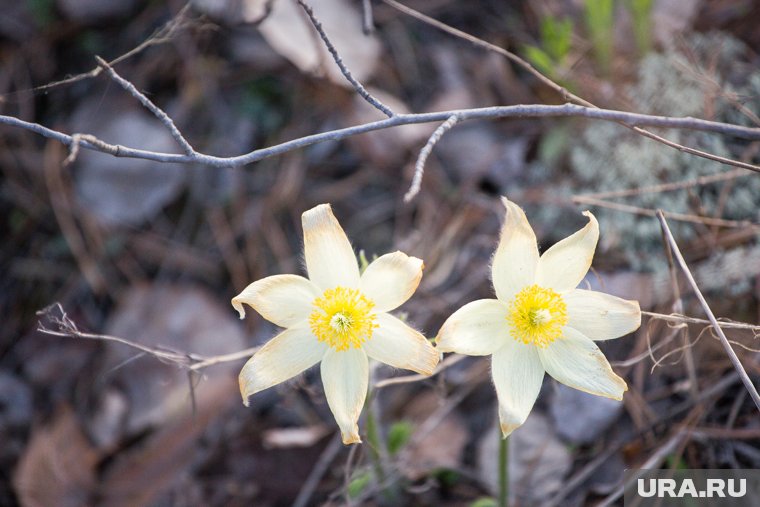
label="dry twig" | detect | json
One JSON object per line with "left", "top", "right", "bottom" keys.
{"left": 94, "top": 57, "right": 195, "bottom": 156}
{"left": 656, "top": 210, "right": 760, "bottom": 413}
{"left": 404, "top": 114, "right": 459, "bottom": 201}
{"left": 3, "top": 103, "right": 759, "bottom": 169}
{"left": 36, "top": 303, "right": 258, "bottom": 372}
{"left": 296, "top": 0, "right": 394, "bottom": 118}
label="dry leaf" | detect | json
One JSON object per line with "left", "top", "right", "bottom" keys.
{"left": 71, "top": 100, "right": 186, "bottom": 226}
{"left": 401, "top": 390, "right": 468, "bottom": 479}
{"left": 262, "top": 424, "right": 331, "bottom": 449}
{"left": 98, "top": 376, "right": 237, "bottom": 507}
{"left": 243, "top": 0, "right": 380, "bottom": 86}
{"left": 13, "top": 406, "right": 99, "bottom": 507}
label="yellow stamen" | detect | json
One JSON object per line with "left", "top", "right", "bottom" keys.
{"left": 506, "top": 284, "right": 568, "bottom": 348}
{"left": 309, "top": 287, "right": 377, "bottom": 351}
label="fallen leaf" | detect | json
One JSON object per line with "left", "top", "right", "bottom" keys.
{"left": 262, "top": 424, "right": 331, "bottom": 449}
{"left": 243, "top": 0, "right": 381, "bottom": 86}
{"left": 550, "top": 383, "right": 623, "bottom": 445}
{"left": 401, "top": 390, "right": 468, "bottom": 479}
{"left": 97, "top": 376, "right": 237, "bottom": 507}
{"left": 71, "top": 100, "right": 186, "bottom": 226}
{"left": 13, "top": 406, "right": 100, "bottom": 507}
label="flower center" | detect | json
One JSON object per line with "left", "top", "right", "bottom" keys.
{"left": 309, "top": 287, "right": 377, "bottom": 351}
{"left": 506, "top": 284, "right": 568, "bottom": 348}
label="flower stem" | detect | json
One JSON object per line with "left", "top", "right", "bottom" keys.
{"left": 364, "top": 387, "right": 398, "bottom": 504}
{"left": 498, "top": 434, "right": 509, "bottom": 507}
{"left": 364, "top": 400, "right": 386, "bottom": 486}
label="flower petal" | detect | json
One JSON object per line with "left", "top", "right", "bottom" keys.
{"left": 231, "top": 274, "right": 321, "bottom": 326}
{"left": 360, "top": 251, "right": 423, "bottom": 313}
{"left": 239, "top": 324, "right": 327, "bottom": 405}
{"left": 535, "top": 211, "right": 599, "bottom": 293}
{"left": 364, "top": 313, "right": 438, "bottom": 375}
{"left": 302, "top": 204, "right": 360, "bottom": 291}
{"left": 321, "top": 347, "right": 368, "bottom": 444}
{"left": 436, "top": 299, "right": 509, "bottom": 356}
{"left": 565, "top": 289, "right": 641, "bottom": 341}
{"left": 492, "top": 197, "right": 539, "bottom": 302}
{"left": 492, "top": 340, "right": 544, "bottom": 437}
{"left": 538, "top": 327, "right": 627, "bottom": 400}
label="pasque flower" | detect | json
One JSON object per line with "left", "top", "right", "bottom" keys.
{"left": 233, "top": 204, "right": 438, "bottom": 444}
{"left": 436, "top": 198, "right": 641, "bottom": 437}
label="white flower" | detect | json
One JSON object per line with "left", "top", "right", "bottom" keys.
{"left": 233, "top": 204, "right": 438, "bottom": 444}
{"left": 436, "top": 197, "right": 641, "bottom": 437}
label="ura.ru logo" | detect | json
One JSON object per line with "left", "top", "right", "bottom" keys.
{"left": 637, "top": 478, "right": 746, "bottom": 498}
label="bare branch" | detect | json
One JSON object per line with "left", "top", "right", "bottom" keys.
{"left": 94, "top": 56, "right": 195, "bottom": 156}
{"left": 36, "top": 303, "right": 258, "bottom": 372}
{"left": 296, "top": 0, "right": 394, "bottom": 118}
{"left": 631, "top": 125, "right": 760, "bottom": 172}
{"left": 656, "top": 210, "right": 760, "bottom": 413}
{"left": 4, "top": 103, "right": 760, "bottom": 170}
{"left": 404, "top": 114, "right": 459, "bottom": 202}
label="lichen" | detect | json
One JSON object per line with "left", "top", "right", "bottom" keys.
{"left": 565, "top": 32, "right": 760, "bottom": 272}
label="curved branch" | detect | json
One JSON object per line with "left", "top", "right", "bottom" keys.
{"left": 3, "top": 103, "right": 760, "bottom": 170}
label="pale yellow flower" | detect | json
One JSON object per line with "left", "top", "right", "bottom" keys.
{"left": 233, "top": 204, "right": 438, "bottom": 444}
{"left": 436, "top": 198, "right": 641, "bottom": 437}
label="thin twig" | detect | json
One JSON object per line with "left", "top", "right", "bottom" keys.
{"left": 2, "top": 4, "right": 195, "bottom": 98}
{"left": 596, "top": 429, "right": 689, "bottom": 507}
{"left": 380, "top": 0, "right": 760, "bottom": 174}
{"left": 374, "top": 352, "right": 465, "bottom": 388}
{"left": 404, "top": 114, "right": 459, "bottom": 202}
{"left": 573, "top": 195, "right": 760, "bottom": 229}
{"left": 361, "top": 0, "right": 374, "bottom": 34}
{"left": 574, "top": 168, "right": 748, "bottom": 200}
{"left": 642, "top": 311, "right": 760, "bottom": 332}
{"left": 36, "top": 303, "right": 258, "bottom": 371}
{"left": 292, "top": 433, "right": 343, "bottom": 507}
{"left": 661, "top": 220, "right": 699, "bottom": 398}
{"left": 656, "top": 210, "right": 760, "bottom": 413}
{"left": 94, "top": 56, "right": 195, "bottom": 155}
{"left": 296, "top": 0, "right": 394, "bottom": 118}
{"left": 343, "top": 444, "right": 361, "bottom": 506}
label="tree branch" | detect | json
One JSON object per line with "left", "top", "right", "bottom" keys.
{"left": 95, "top": 56, "right": 195, "bottom": 156}
{"left": 36, "top": 303, "right": 258, "bottom": 372}
{"left": 4, "top": 102, "right": 760, "bottom": 170}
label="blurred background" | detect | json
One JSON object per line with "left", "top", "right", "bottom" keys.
{"left": 1, "top": 0, "right": 760, "bottom": 505}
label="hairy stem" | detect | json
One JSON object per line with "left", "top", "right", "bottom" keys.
{"left": 499, "top": 434, "right": 509, "bottom": 507}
